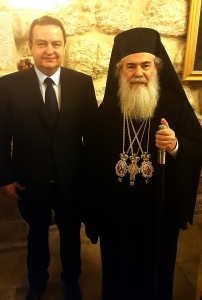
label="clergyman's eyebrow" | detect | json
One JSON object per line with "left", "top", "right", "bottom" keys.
{"left": 126, "top": 61, "right": 151, "bottom": 66}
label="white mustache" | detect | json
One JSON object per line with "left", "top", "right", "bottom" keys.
{"left": 130, "top": 77, "right": 148, "bottom": 84}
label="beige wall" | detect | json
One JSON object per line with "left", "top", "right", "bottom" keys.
{"left": 0, "top": 0, "right": 202, "bottom": 124}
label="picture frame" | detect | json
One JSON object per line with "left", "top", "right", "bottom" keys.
{"left": 182, "top": 0, "right": 202, "bottom": 81}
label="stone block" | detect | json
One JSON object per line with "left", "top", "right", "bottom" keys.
{"left": 0, "top": 0, "right": 9, "bottom": 11}
{"left": 16, "top": 41, "right": 31, "bottom": 58}
{"left": 0, "top": 220, "right": 27, "bottom": 249}
{"left": 0, "top": 11, "right": 17, "bottom": 71}
{"left": 12, "top": 10, "right": 48, "bottom": 40}
{"left": 94, "top": 85, "right": 105, "bottom": 106}
{"left": 0, "top": 193, "right": 22, "bottom": 222}
{"left": 174, "top": 44, "right": 186, "bottom": 73}
{"left": 0, "top": 193, "right": 27, "bottom": 249}
{"left": 182, "top": 85, "right": 196, "bottom": 111}
{"left": 95, "top": 1, "right": 131, "bottom": 34}
{"left": 140, "top": 0, "right": 188, "bottom": 37}
{"left": 66, "top": 39, "right": 111, "bottom": 79}
{"left": 52, "top": 3, "right": 94, "bottom": 36}
{"left": 198, "top": 177, "right": 202, "bottom": 194}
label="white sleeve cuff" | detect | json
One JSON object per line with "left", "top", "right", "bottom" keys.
{"left": 167, "top": 138, "right": 178, "bottom": 159}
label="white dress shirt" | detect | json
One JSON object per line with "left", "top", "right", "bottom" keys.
{"left": 34, "top": 66, "right": 61, "bottom": 110}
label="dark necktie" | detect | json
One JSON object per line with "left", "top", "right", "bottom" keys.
{"left": 44, "top": 77, "right": 59, "bottom": 131}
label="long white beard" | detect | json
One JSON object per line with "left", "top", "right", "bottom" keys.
{"left": 118, "top": 72, "right": 160, "bottom": 121}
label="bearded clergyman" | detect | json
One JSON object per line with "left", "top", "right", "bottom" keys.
{"left": 83, "top": 28, "right": 202, "bottom": 300}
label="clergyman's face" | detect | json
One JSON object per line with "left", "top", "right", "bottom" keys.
{"left": 118, "top": 52, "right": 160, "bottom": 121}
{"left": 121, "top": 52, "right": 156, "bottom": 87}
{"left": 28, "top": 24, "right": 65, "bottom": 76}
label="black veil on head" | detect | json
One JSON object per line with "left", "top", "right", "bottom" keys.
{"left": 103, "top": 27, "right": 187, "bottom": 102}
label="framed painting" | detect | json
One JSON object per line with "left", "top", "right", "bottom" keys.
{"left": 182, "top": 0, "right": 202, "bottom": 80}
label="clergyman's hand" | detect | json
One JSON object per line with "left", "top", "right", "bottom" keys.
{"left": 155, "top": 118, "right": 177, "bottom": 152}
{"left": 0, "top": 181, "right": 26, "bottom": 201}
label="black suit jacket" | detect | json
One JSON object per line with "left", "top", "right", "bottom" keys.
{"left": 0, "top": 66, "right": 97, "bottom": 203}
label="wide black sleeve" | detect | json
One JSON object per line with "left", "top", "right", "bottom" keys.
{"left": 80, "top": 76, "right": 100, "bottom": 243}
{"left": 160, "top": 90, "right": 202, "bottom": 229}
{"left": 174, "top": 99, "right": 202, "bottom": 229}
{"left": 82, "top": 76, "right": 98, "bottom": 149}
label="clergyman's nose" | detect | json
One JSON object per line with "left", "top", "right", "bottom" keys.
{"left": 134, "top": 66, "right": 143, "bottom": 77}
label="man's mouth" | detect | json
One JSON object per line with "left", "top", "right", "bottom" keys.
{"left": 130, "top": 77, "right": 147, "bottom": 84}
{"left": 43, "top": 57, "right": 56, "bottom": 60}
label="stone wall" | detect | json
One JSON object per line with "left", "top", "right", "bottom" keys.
{"left": 0, "top": 0, "right": 201, "bottom": 114}
{"left": 0, "top": 0, "right": 202, "bottom": 247}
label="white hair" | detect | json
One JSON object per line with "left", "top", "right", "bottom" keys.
{"left": 118, "top": 71, "right": 160, "bottom": 121}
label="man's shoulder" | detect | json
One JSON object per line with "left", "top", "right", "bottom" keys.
{"left": 160, "top": 88, "right": 183, "bottom": 99}
{"left": 61, "top": 67, "right": 91, "bottom": 80}
{"left": 158, "top": 88, "right": 193, "bottom": 116}
{"left": 0, "top": 67, "right": 34, "bottom": 82}
{"left": 159, "top": 88, "right": 185, "bottom": 105}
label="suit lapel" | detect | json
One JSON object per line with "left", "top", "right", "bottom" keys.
{"left": 20, "top": 67, "right": 52, "bottom": 130}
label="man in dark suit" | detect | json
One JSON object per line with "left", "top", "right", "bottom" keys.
{"left": 0, "top": 15, "right": 97, "bottom": 300}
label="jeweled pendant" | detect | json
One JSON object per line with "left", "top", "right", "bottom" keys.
{"left": 140, "top": 152, "right": 154, "bottom": 184}
{"left": 115, "top": 153, "right": 128, "bottom": 181}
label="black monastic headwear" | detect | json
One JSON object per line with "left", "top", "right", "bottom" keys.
{"left": 103, "top": 28, "right": 187, "bottom": 102}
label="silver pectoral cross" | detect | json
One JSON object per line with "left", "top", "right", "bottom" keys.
{"left": 127, "top": 154, "right": 140, "bottom": 186}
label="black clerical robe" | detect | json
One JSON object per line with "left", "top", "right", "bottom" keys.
{"left": 85, "top": 89, "right": 202, "bottom": 300}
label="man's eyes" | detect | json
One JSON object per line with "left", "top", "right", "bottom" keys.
{"left": 53, "top": 43, "right": 61, "bottom": 47}
{"left": 36, "top": 42, "right": 61, "bottom": 47}
{"left": 37, "top": 42, "right": 45, "bottom": 47}
{"left": 142, "top": 64, "right": 150, "bottom": 69}
{"left": 127, "top": 64, "right": 151, "bottom": 70}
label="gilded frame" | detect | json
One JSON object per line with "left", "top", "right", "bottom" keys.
{"left": 182, "top": 0, "right": 202, "bottom": 81}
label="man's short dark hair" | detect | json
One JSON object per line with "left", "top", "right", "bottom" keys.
{"left": 115, "top": 55, "right": 163, "bottom": 78}
{"left": 29, "top": 15, "right": 66, "bottom": 45}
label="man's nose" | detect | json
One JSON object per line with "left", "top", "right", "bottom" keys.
{"left": 45, "top": 44, "right": 54, "bottom": 54}
{"left": 134, "top": 66, "right": 143, "bottom": 77}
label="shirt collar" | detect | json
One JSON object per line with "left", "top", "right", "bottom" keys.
{"left": 34, "top": 66, "right": 61, "bottom": 85}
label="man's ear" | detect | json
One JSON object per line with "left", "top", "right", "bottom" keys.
{"left": 28, "top": 41, "right": 32, "bottom": 51}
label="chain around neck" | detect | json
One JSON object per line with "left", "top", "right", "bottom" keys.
{"left": 122, "top": 114, "right": 151, "bottom": 156}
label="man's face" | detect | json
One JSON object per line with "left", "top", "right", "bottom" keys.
{"left": 28, "top": 24, "right": 65, "bottom": 76}
{"left": 118, "top": 53, "right": 160, "bottom": 121}
{"left": 121, "top": 52, "right": 156, "bottom": 87}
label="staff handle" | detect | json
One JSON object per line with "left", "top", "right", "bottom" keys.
{"left": 157, "top": 125, "right": 168, "bottom": 164}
